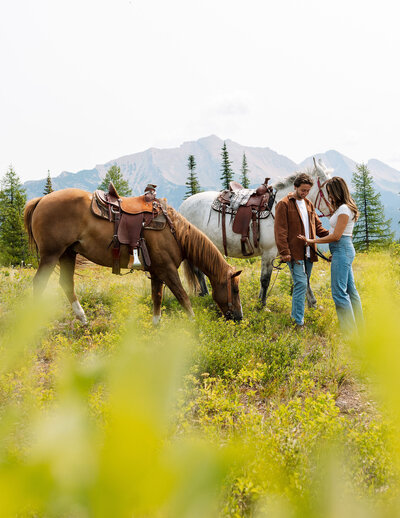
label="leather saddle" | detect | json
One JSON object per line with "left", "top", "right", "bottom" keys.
{"left": 91, "top": 182, "right": 166, "bottom": 274}
{"left": 213, "top": 178, "right": 275, "bottom": 256}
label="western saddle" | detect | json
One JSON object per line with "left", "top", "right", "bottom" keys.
{"left": 212, "top": 178, "right": 276, "bottom": 256}
{"left": 91, "top": 182, "right": 172, "bottom": 274}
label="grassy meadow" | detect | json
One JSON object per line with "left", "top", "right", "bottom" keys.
{"left": 0, "top": 245, "right": 400, "bottom": 517}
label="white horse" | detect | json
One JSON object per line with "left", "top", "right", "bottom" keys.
{"left": 179, "top": 158, "right": 332, "bottom": 306}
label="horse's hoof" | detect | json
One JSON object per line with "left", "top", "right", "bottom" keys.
{"left": 78, "top": 317, "right": 88, "bottom": 326}
{"left": 256, "top": 302, "right": 268, "bottom": 311}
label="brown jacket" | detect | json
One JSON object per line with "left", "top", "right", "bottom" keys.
{"left": 274, "top": 193, "right": 329, "bottom": 262}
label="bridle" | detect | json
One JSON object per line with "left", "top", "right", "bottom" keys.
{"left": 225, "top": 271, "right": 233, "bottom": 319}
{"left": 314, "top": 177, "right": 333, "bottom": 218}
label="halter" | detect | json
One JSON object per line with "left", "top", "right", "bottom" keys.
{"left": 225, "top": 271, "right": 233, "bottom": 319}
{"left": 314, "top": 177, "right": 332, "bottom": 218}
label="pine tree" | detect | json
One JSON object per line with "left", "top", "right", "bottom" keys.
{"left": 184, "top": 155, "right": 201, "bottom": 199}
{"left": 352, "top": 163, "right": 393, "bottom": 251}
{"left": 240, "top": 152, "right": 250, "bottom": 188}
{"left": 220, "top": 141, "right": 234, "bottom": 190}
{"left": 98, "top": 165, "right": 132, "bottom": 196}
{"left": 43, "top": 170, "right": 54, "bottom": 195}
{"left": 0, "top": 166, "right": 31, "bottom": 266}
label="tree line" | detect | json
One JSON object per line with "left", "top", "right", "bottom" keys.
{"left": 184, "top": 141, "right": 250, "bottom": 199}
{"left": 0, "top": 152, "right": 396, "bottom": 266}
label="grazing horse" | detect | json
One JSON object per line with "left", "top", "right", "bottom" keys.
{"left": 24, "top": 189, "right": 243, "bottom": 324}
{"left": 179, "top": 158, "right": 332, "bottom": 307}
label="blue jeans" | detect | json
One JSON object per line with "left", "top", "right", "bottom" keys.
{"left": 288, "top": 259, "right": 313, "bottom": 325}
{"left": 329, "top": 236, "right": 364, "bottom": 334}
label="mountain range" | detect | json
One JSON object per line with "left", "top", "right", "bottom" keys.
{"left": 24, "top": 135, "right": 400, "bottom": 237}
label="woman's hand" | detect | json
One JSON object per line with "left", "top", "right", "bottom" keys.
{"left": 297, "top": 234, "right": 314, "bottom": 244}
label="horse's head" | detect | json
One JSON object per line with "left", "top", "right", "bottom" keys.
{"left": 211, "top": 269, "right": 243, "bottom": 322}
{"left": 309, "top": 157, "right": 334, "bottom": 217}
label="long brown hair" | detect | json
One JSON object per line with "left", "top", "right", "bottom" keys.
{"left": 325, "top": 177, "right": 359, "bottom": 221}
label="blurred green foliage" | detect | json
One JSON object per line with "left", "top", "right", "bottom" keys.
{"left": 0, "top": 250, "right": 399, "bottom": 517}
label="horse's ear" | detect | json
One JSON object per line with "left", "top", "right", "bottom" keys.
{"left": 231, "top": 270, "right": 242, "bottom": 278}
{"left": 313, "top": 157, "right": 317, "bottom": 168}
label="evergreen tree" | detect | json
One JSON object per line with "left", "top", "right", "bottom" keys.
{"left": 0, "top": 166, "right": 31, "bottom": 266}
{"left": 43, "top": 170, "right": 54, "bottom": 195}
{"left": 98, "top": 165, "right": 132, "bottom": 196}
{"left": 352, "top": 163, "right": 393, "bottom": 251}
{"left": 184, "top": 155, "right": 201, "bottom": 199}
{"left": 220, "top": 141, "right": 234, "bottom": 190}
{"left": 240, "top": 152, "right": 250, "bottom": 188}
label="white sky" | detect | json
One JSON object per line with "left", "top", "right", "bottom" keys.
{"left": 1, "top": 0, "right": 400, "bottom": 182}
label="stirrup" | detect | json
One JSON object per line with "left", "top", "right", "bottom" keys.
{"left": 128, "top": 248, "right": 142, "bottom": 270}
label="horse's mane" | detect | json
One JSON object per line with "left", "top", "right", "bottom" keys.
{"left": 166, "top": 204, "right": 230, "bottom": 284}
{"left": 274, "top": 167, "right": 314, "bottom": 190}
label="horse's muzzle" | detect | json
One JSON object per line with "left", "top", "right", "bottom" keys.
{"left": 225, "top": 310, "right": 243, "bottom": 322}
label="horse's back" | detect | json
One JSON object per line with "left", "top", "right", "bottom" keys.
{"left": 40, "top": 188, "right": 91, "bottom": 203}
{"left": 179, "top": 191, "right": 217, "bottom": 228}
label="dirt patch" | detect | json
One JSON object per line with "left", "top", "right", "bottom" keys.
{"left": 335, "top": 380, "right": 374, "bottom": 415}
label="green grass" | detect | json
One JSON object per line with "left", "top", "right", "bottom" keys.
{"left": 0, "top": 248, "right": 399, "bottom": 517}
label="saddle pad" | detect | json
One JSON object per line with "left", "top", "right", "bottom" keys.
{"left": 211, "top": 197, "right": 272, "bottom": 219}
{"left": 120, "top": 195, "right": 154, "bottom": 214}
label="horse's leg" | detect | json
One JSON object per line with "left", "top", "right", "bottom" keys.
{"left": 305, "top": 260, "right": 317, "bottom": 308}
{"left": 161, "top": 267, "right": 195, "bottom": 318}
{"left": 59, "top": 249, "right": 88, "bottom": 325}
{"left": 151, "top": 275, "right": 164, "bottom": 325}
{"left": 258, "top": 252, "right": 274, "bottom": 307}
{"left": 33, "top": 255, "right": 59, "bottom": 297}
{"left": 306, "top": 283, "right": 317, "bottom": 308}
{"left": 194, "top": 266, "right": 209, "bottom": 296}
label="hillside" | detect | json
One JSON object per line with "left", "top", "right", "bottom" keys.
{"left": 23, "top": 136, "right": 400, "bottom": 236}
{"left": 0, "top": 247, "right": 400, "bottom": 516}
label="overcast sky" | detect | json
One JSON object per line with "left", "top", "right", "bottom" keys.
{"left": 1, "top": 0, "right": 400, "bottom": 182}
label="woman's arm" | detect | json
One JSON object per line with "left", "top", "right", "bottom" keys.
{"left": 298, "top": 214, "right": 349, "bottom": 244}
{"left": 315, "top": 213, "right": 329, "bottom": 237}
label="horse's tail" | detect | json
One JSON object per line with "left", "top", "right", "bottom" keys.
{"left": 24, "top": 197, "right": 43, "bottom": 253}
{"left": 182, "top": 260, "right": 200, "bottom": 294}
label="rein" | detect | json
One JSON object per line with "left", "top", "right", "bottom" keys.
{"left": 314, "top": 178, "right": 332, "bottom": 218}
{"left": 315, "top": 248, "right": 332, "bottom": 262}
{"left": 265, "top": 256, "right": 288, "bottom": 298}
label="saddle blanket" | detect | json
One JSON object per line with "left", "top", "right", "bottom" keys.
{"left": 229, "top": 189, "right": 255, "bottom": 211}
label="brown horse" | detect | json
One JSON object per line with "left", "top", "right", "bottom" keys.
{"left": 24, "top": 189, "right": 243, "bottom": 324}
